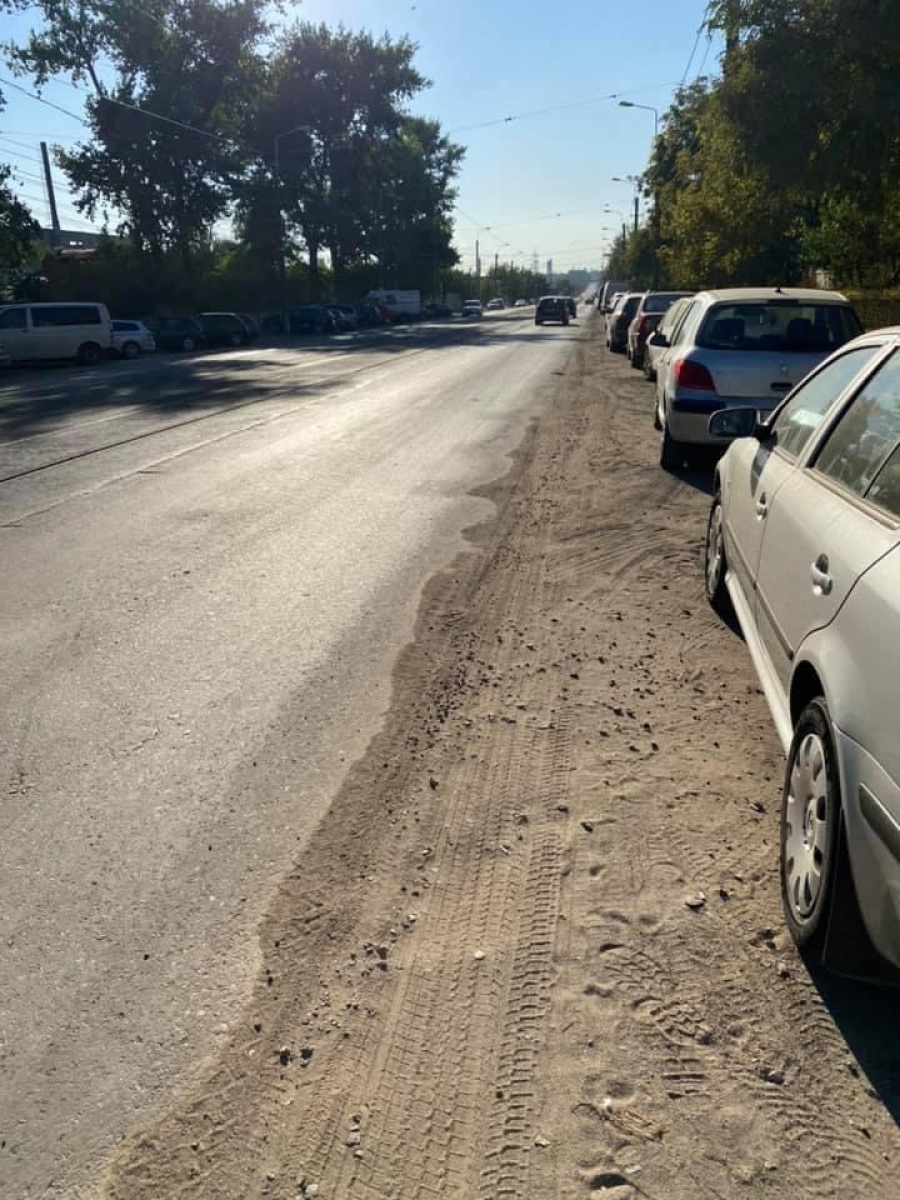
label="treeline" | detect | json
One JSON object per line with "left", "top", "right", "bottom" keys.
{"left": 607, "top": 0, "right": 900, "bottom": 293}
{"left": 0, "top": 0, "right": 464, "bottom": 307}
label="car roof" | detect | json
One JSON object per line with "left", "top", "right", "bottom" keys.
{"left": 693, "top": 287, "right": 850, "bottom": 305}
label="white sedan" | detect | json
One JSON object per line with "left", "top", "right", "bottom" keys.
{"left": 111, "top": 319, "right": 156, "bottom": 359}
{"left": 705, "top": 327, "right": 900, "bottom": 971}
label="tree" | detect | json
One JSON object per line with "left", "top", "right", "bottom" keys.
{"left": 0, "top": 164, "right": 40, "bottom": 282}
{"left": 4, "top": 0, "right": 267, "bottom": 263}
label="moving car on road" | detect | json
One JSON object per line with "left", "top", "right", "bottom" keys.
{"left": 0, "top": 301, "right": 113, "bottom": 365}
{"left": 704, "top": 327, "right": 900, "bottom": 971}
{"left": 534, "top": 296, "right": 569, "bottom": 326}
{"left": 112, "top": 319, "right": 156, "bottom": 359}
{"left": 605, "top": 292, "right": 642, "bottom": 353}
{"left": 199, "top": 312, "right": 254, "bottom": 347}
{"left": 655, "top": 288, "right": 862, "bottom": 471}
{"left": 462, "top": 299, "right": 483, "bottom": 320}
{"left": 627, "top": 291, "right": 692, "bottom": 370}
{"left": 486, "top": 298, "right": 504, "bottom": 311}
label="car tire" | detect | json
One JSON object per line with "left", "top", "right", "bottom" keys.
{"left": 704, "top": 491, "right": 732, "bottom": 616}
{"left": 122, "top": 341, "right": 141, "bottom": 360}
{"left": 535, "top": 319, "right": 542, "bottom": 326}
{"left": 77, "top": 342, "right": 103, "bottom": 365}
{"left": 181, "top": 336, "right": 197, "bottom": 351}
{"left": 659, "top": 423, "right": 681, "bottom": 472}
{"left": 781, "top": 698, "right": 845, "bottom": 960}
{"left": 229, "top": 332, "right": 243, "bottom": 347}
{"left": 630, "top": 349, "right": 643, "bottom": 370}
{"left": 643, "top": 356, "right": 655, "bottom": 382}
{"left": 652, "top": 399, "right": 662, "bottom": 431}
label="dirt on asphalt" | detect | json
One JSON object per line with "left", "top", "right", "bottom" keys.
{"left": 104, "top": 320, "right": 900, "bottom": 1200}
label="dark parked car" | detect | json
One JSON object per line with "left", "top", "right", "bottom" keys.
{"left": 237, "top": 313, "right": 260, "bottom": 339}
{"left": 287, "top": 305, "right": 337, "bottom": 335}
{"left": 606, "top": 292, "right": 643, "bottom": 353}
{"left": 152, "top": 316, "right": 207, "bottom": 352}
{"left": 355, "top": 302, "right": 385, "bottom": 327}
{"left": 198, "top": 312, "right": 253, "bottom": 347}
{"left": 626, "top": 291, "right": 692, "bottom": 369}
{"left": 535, "top": 296, "right": 569, "bottom": 326}
{"left": 330, "top": 305, "right": 359, "bottom": 331}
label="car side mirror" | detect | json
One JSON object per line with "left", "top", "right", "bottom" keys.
{"left": 708, "top": 407, "right": 760, "bottom": 439}
{"left": 648, "top": 331, "right": 668, "bottom": 348}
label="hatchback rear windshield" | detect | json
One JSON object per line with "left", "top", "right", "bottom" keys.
{"left": 698, "top": 301, "right": 861, "bottom": 353}
{"left": 643, "top": 293, "right": 688, "bottom": 313}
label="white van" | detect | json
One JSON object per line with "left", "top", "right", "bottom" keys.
{"left": 0, "top": 302, "right": 114, "bottom": 364}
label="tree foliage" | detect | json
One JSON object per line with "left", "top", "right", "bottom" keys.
{"left": 618, "top": 1, "right": 900, "bottom": 291}
{"left": 0, "top": 0, "right": 462, "bottom": 305}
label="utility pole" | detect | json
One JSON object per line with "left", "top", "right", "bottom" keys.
{"left": 633, "top": 193, "right": 639, "bottom": 234}
{"left": 40, "top": 141, "right": 60, "bottom": 247}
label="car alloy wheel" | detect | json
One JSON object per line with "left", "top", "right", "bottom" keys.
{"left": 78, "top": 342, "right": 102, "bottom": 365}
{"left": 123, "top": 341, "right": 140, "bottom": 359}
{"left": 230, "top": 332, "right": 242, "bottom": 346}
{"left": 181, "top": 336, "right": 196, "bottom": 351}
{"left": 780, "top": 698, "right": 844, "bottom": 959}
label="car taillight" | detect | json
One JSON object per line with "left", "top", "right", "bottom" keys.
{"left": 673, "top": 358, "right": 716, "bottom": 391}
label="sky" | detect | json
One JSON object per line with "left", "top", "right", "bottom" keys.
{"left": 0, "top": 0, "right": 718, "bottom": 274}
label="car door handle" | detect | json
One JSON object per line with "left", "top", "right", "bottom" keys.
{"left": 810, "top": 555, "right": 833, "bottom": 595}
{"left": 755, "top": 494, "right": 768, "bottom": 518}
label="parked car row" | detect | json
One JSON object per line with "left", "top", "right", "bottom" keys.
{"left": 605, "top": 283, "right": 900, "bottom": 976}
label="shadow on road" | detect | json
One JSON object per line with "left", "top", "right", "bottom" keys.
{"left": 0, "top": 317, "right": 567, "bottom": 442}
{"left": 813, "top": 969, "right": 900, "bottom": 1126}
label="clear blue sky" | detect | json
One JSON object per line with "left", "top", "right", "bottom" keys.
{"left": 0, "top": 0, "right": 717, "bottom": 272}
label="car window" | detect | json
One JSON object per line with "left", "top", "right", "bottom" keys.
{"left": 813, "top": 350, "right": 900, "bottom": 500}
{"left": 697, "top": 301, "right": 860, "bottom": 352}
{"left": 669, "top": 299, "right": 701, "bottom": 346}
{"left": 658, "top": 300, "right": 688, "bottom": 338}
{"left": 865, "top": 443, "right": 900, "bottom": 518}
{"left": 113, "top": 321, "right": 136, "bottom": 331}
{"left": 0, "top": 306, "right": 27, "bottom": 329}
{"left": 32, "top": 305, "right": 102, "bottom": 327}
{"left": 771, "top": 345, "right": 882, "bottom": 459}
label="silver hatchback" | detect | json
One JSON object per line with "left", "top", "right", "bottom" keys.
{"left": 655, "top": 288, "right": 862, "bottom": 470}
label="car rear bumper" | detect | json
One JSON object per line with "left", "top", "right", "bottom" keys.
{"left": 668, "top": 394, "right": 779, "bottom": 444}
{"left": 837, "top": 728, "right": 900, "bottom": 969}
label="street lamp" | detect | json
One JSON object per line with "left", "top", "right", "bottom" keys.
{"left": 618, "top": 100, "right": 659, "bottom": 138}
{"left": 618, "top": 102, "right": 662, "bottom": 286}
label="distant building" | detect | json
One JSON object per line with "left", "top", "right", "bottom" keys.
{"left": 40, "top": 227, "right": 106, "bottom": 250}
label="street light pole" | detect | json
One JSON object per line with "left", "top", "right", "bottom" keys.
{"left": 617, "top": 102, "right": 662, "bottom": 287}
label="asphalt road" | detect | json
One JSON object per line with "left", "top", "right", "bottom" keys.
{"left": 0, "top": 310, "right": 586, "bottom": 1199}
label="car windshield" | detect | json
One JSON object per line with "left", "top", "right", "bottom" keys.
{"left": 698, "top": 301, "right": 862, "bottom": 352}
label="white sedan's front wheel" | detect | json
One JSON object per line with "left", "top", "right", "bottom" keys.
{"left": 780, "top": 699, "right": 843, "bottom": 959}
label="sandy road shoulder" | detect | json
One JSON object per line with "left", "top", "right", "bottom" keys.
{"left": 106, "top": 323, "right": 900, "bottom": 1200}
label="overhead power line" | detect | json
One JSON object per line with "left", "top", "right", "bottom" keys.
{"left": 446, "top": 80, "right": 681, "bottom": 136}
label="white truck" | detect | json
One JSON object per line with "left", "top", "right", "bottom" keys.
{"left": 366, "top": 289, "right": 422, "bottom": 322}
